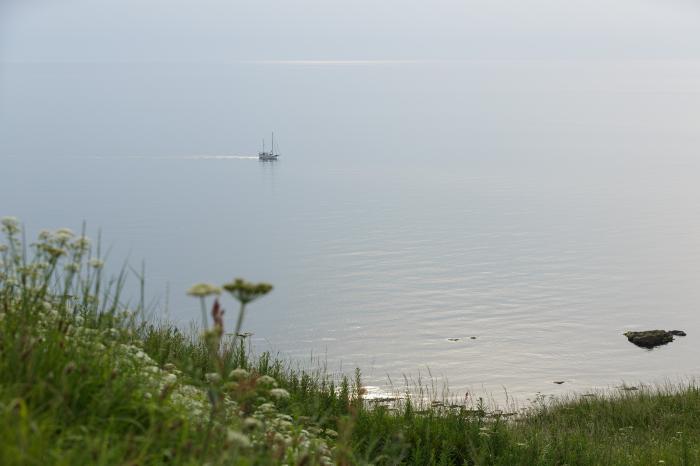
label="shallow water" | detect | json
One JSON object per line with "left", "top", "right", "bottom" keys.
{"left": 2, "top": 61, "right": 700, "bottom": 403}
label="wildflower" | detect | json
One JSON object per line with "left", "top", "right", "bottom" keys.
{"left": 71, "top": 236, "right": 91, "bottom": 252}
{"left": 226, "top": 429, "right": 251, "bottom": 449}
{"left": 243, "top": 417, "right": 263, "bottom": 431}
{"left": 274, "top": 419, "right": 293, "bottom": 429}
{"left": 64, "top": 263, "right": 80, "bottom": 273}
{"left": 269, "top": 388, "right": 290, "bottom": 401}
{"left": 35, "top": 262, "right": 49, "bottom": 271}
{"left": 38, "top": 230, "right": 51, "bottom": 241}
{"left": 188, "top": 283, "right": 221, "bottom": 330}
{"left": 229, "top": 368, "right": 249, "bottom": 380}
{"left": 89, "top": 259, "right": 104, "bottom": 269}
{"left": 1, "top": 217, "right": 20, "bottom": 235}
{"left": 41, "top": 245, "right": 67, "bottom": 258}
{"left": 0, "top": 245, "right": 7, "bottom": 253}
{"left": 163, "top": 373, "right": 177, "bottom": 385}
{"left": 222, "top": 278, "right": 273, "bottom": 304}
{"left": 256, "top": 375, "right": 277, "bottom": 388}
{"left": 257, "top": 402, "right": 276, "bottom": 414}
{"left": 223, "top": 382, "right": 239, "bottom": 392}
{"left": 54, "top": 228, "right": 74, "bottom": 241}
{"left": 324, "top": 429, "right": 338, "bottom": 438}
{"left": 273, "top": 432, "right": 286, "bottom": 445}
{"left": 205, "top": 372, "right": 221, "bottom": 384}
{"left": 186, "top": 283, "right": 221, "bottom": 297}
{"left": 17, "top": 265, "right": 35, "bottom": 278}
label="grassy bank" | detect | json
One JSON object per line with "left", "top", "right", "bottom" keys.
{"left": 1, "top": 217, "right": 699, "bottom": 465}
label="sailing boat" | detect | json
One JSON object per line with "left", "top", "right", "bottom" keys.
{"left": 258, "top": 132, "right": 280, "bottom": 161}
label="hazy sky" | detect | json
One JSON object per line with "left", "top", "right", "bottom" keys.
{"left": 2, "top": 0, "right": 700, "bottom": 62}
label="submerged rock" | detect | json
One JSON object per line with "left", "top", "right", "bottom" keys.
{"left": 446, "top": 338, "right": 460, "bottom": 342}
{"left": 624, "top": 330, "right": 681, "bottom": 349}
{"left": 670, "top": 330, "right": 687, "bottom": 337}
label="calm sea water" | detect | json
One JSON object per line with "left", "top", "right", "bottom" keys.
{"left": 2, "top": 61, "right": 700, "bottom": 403}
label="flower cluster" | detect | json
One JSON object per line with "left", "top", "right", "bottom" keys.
{"left": 222, "top": 278, "right": 273, "bottom": 305}
{"left": 224, "top": 369, "right": 333, "bottom": 465}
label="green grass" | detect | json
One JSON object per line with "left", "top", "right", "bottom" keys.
{"left": 1, "top": 216, "right": 700, "bottom": 465}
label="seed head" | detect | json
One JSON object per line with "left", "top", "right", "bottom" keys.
{"left": 223, "top": 278, "right": 273, "bottom": 304}
{"left": 186, "top": 283, "right": 221, "bottom": 297}
{"left": 1, "top": 217, "right": 20, "bottom": 235}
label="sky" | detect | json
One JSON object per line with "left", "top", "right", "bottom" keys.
{"left": 2, "top": 0, "right": 700, "bottom": 63}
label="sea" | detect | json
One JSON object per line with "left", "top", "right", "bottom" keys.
{"left": 2, "top": 59, "right": 700, "bottom": 404}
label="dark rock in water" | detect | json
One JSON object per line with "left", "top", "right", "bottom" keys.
{"left": 670, "top": 330, "right": 687, "bottom": 337}
{"left": 618, "top": 385, "right": 639, "bottom": 391}
{"left": 553, "top": 381, "right": 565, "bottom": 385}
{"left": 624, "top": 330, "right": 674, "bottom": 348}
{"left": 447, "top": 338, "right": 460, "bottom": 342}
{"left": 470, "top": 336, "right": 477, "bottom": 340}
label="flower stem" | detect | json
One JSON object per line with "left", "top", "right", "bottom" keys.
{"left": 232, "top": 302, "right": 246, "bottom": 348}
{"left": 199, "top": 297, "right": 208, "bottom": 331}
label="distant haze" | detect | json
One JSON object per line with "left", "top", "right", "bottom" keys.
{"left": 2, "top": 0, "right": 700, "bottom": 63}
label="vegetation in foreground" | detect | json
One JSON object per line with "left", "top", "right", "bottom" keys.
{"left": 1, "top": 216, "right": 699, "bottom": 465}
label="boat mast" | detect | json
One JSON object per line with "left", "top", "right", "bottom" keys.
{"left": 271, "top": 132, "right": 275, "bottom": 155}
